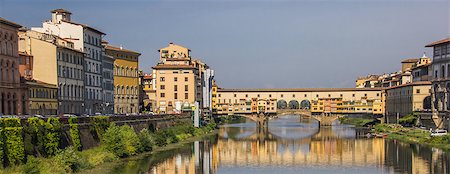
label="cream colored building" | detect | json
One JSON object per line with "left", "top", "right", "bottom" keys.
{"left": 19, "top": 29, "right": 85, "bottom": 115}
{"left": 105, "top": 45, "right": 140, "bottom": 114}
{"left": 385, "top": 81, "right": 431, "bottom": 118}
{"left": 153, "top": 43, "right": 208, "bottom": 114}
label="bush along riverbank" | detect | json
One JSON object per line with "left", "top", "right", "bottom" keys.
{"left": 0, "top": 120, "right": 217, "bottom": 174}
{"left": 338, "top": 117, "right": 376, "bottom": 127}
{"left": 372, "top": 124, "right": 450, "bottom": 150}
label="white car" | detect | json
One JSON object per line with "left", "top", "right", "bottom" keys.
{"left": 430, "top": 129, "right": 447, "bottom": 137}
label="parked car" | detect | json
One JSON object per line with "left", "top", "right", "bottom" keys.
{"left": 430, "top": 129, "right": 447, "bottom": 137}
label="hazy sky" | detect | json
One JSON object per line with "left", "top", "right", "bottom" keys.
{"left": 1, "top": 0, "right": 449, "bottom": 88}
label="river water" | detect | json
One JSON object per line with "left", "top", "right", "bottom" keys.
{"left": 107, "top": 115, "right": 450, "bottom": 174}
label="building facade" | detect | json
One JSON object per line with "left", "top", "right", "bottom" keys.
{"left": 26, "top": 80, "right": 58, "bottom": 115}
{"left": 152, "top": 43, "right": 207, "bottom": 114}
{"left": 105, "top": 45, "right": 140, "bottom": 114}
{"left": 426, "top": 37, "right": 450, "bottom": 128}
{"left": 215, "top": 88, "right": 384, "bottom": 116}
{"left": 19, "top": 29, "right": 85, "bottom": 115}
{"left": 32, "top": 9, "right": 105, "bottom": 115}
{"left": 0, "top": 18, "right": 25, "bottom": 115}
{"left": 385, "top": 81, "right": 432, "bottom": 119}
{"left": 140, "top": 73, "right": 156, "bottom": 113}
{"left": 102, "top": 51, "right": 115, "bottom": 114}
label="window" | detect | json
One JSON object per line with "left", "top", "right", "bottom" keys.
{"left": 234, "top": 94, "right": 237, "bottom": 97}
{"left": 160, "top": 77, "right": 165, "bottom": 82}
{"left": 328, "top": 94, "right": 331, "bottom": 97}
{"left": 160, "top": 93, "right": 165, "bottom": 97}
{"left": 352, "top": 94, "right": 355, "bottom": 97}
{"left": 174, "top": 93, "right": 178, "bottom": 99}
{"left": 185, "top": 77, "right": 188, "bottom": 82}
{"left": 340, "top": 94, "right": 343, "bottom": 97}
{"left": 364, "top": 93, "right": 367, "bottom": 97}
{"left": 160, "top": 85, "right": 165, "bottom": 90}
{"left": 377, "top": 93, "right": 380, "bottom": 97}
{"left": 257, "top": 94, "right": 260, "bottom": 97}
{"left": 245, "top": 94, "right": 248, "bottom": 97}
{"left": 304, "top": 94, "right": 307, "bottom": 97}
{"left": 416, "top": 89, "right": 420, "bottom": 94}
{"left": 269, "top": 94, "right": 272, "bottom": 97}
{"left": 185, "top": 93, "right": 188, "bottom": 99}
{"left": 185, "top": 85, "right": 188, "bottom": 91}
{"left": 281, "top": 94, "right": 283, "bottom": 97}
{"left": 441, "top": 65, "right": 445, "bottom": 78}
{"left": 174, "top": 77, "right": 178, "bottom": 82}
{"left": 316, "top": 94, "right": 319, "bottom": 97}
{"left": 174, "top": 85, "right": 178, "bottom": 91}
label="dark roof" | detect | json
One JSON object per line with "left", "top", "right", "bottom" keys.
{"left": 401, "top": 58, "right": 419, "bottom": 63}
{"left": 218, "top": 88, "right": 385, "bottom": 93}
{"left": 0, "top": 17, "right": 22, "bottom": 28}
{"left": 105, "top": 45, "right": 141, "bottom": 55}
{"left": 425, "top": 37, "right": 450, "bottom": 47}
{"left": 61, "top": 20, "right": 105, "bottom": 35}
{"left": 386, "top": 81, "right": 431, "bottom": 90}
{"left": 51, "top": 9, "right": 72, "bottom": 14}
{"left": 411, "top": 63, "right": 431, "bottom": 70}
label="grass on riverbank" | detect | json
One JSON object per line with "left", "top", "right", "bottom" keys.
{"left": 0, "top": 123, "right": 217, "bottom": 174}
{"left": 372, "top": 124, "right": 450, "bottom": 149}
{"left": 338, "top": 117, "right": 374, "bottom": 127}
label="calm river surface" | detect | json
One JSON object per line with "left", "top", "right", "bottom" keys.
{"left": 107, "top": 115, "right": 450, "bottom": 174}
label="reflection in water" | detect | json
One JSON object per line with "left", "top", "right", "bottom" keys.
{"left": 110, "top": 115, "right": 450, "bottom": 174}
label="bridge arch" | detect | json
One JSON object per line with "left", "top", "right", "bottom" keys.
{"left": 300, "top": 100, "right": 311, "bottom": 110}
{"left": 288, "top": 100, "right": 299, "bottom": 109}
{"left": 277, "top": 100, "right": 287, "bottom": 109}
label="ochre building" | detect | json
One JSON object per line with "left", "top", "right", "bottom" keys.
{"left": 106, "top": 45, "right": 140, "bottom": 114}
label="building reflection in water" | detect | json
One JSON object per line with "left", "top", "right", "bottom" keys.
{"left": 131, "top": 117, "right": 450, "bottom": 174}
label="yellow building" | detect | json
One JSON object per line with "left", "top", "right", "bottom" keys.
{"left": 106, "top": 45, "right": 140, "bottom": 114}
{"left": 216, "top": 88, "right": 384, "bottom": 115}
{"left": 26, "top": 80, "right": 58, "bottom": 115}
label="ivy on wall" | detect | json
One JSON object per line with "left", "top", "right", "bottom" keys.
{"left": 44, "top": 118, "right": 61, "bottom": 156}
{"left": 68, "top": 117, "right": 82, "bottom": 151}
{"left": 24, "top": 118, "right": 46, "bottom": 157}
{"left": 89, "top": 116, "right": 110, "bottom": 140}
{"left": 4, "top": 127, "right": 25, "bottom": 165}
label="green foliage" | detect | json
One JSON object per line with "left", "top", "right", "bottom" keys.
{"left": 80, "top": 146, "right": 118, "bottom": 166}
{"left": 399, "top": 113, "right": 418, "bottom": 126}
{"left": 44, "top": 118, "right": 61, "bottom": 156}
{"left": 339, "top": 117, "right": 374, "bottom": 127}
{"left": 25, "top": 118, "right": 46, "bottom": 156}
{"left": 137, "top": 129, "right": 153, "bottom": 152}
{"left": 53, "top": 146, "right": 89, "bottom": 173}
{"left": 90, "top": 116, "right": 110, "bottom": 140}
{"left": 68, "top": 117, "right": 82, "bottom": 151}
{"left": 23, "top": 156, "right": 41, "bottom": 174}
{"left": 4, "top": 127, "right": 25, "bottom": 165}
{"left": 0, "top": 118, "right": 21, "bottom": 127}
{"left": 102, "top": 124, "right": 140, "bottom": 157}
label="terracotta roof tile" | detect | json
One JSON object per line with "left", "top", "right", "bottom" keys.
{"left": 425, "top": 37, "right": 450, "bottom": 47}
{"left": 0, "top": 17, "right": 22, "bottom": 28}
{"left": 105, "top": 44, "right": 141, "bottom": 55}
{"left": 401, "top": 58, "right": 419, "bottom": 63}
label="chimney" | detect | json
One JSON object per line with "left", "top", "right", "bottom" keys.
{"left": 51, "top": 9, "right": 72, "bottom": 24}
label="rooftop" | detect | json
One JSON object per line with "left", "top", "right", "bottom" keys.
{"left": 0, "top": 17, "right": 22, "bottom": 28}
{"left": 61, "top": 20, "right": 105, "bottom": 35}
{"left": 218, "top": 87, "right": 384, "bottom": 93}
{"left": 152, "top": 64, "right": 196, "bottom": 70}
{"left": 51, "top": 9, "right": 72, "bottom": 14}
{"left": 386, "top": 81, "right": 432, "bottom": 90}
{"left": 425, "top": 37, "right": 450, "bottom": 47}
{"left": 401, "top": 58, "right": 419, "bottom": 63}
{"left": 105, "top": 44, "right": 141, "bottom": 55}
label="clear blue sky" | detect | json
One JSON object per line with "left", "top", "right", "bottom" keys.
{"left": 1, "top": 0, "right": 449, "bottom": 88}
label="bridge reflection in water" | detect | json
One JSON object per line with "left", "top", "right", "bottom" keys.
{"left": 110, "top": 115, "right": 450, "bottom": 174}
